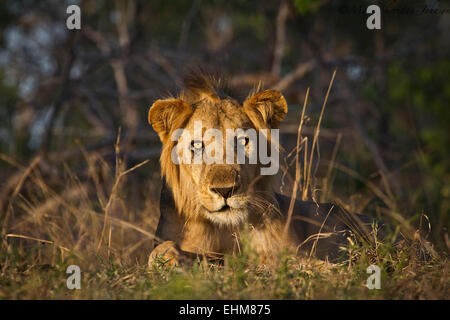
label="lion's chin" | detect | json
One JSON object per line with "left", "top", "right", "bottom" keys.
{"left": 203, "top": 206, "right": 248, "bottom": 227}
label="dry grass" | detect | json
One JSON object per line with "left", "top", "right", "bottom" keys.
{"left": 0, "top": 76, "right": 448, "bottom": 299}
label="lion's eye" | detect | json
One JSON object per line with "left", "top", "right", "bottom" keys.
{"left": 190, "top": 140, "right": 204, "bottom": 152}
{"left": 237, "top": 136, "right": 249, "bottom": 147}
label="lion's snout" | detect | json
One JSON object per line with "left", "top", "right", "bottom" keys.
{"left": 197, "top": 164, "right": 247, "bottom": 215}
{"left": 210, "top": 185, "right": 240, "bottom": 199}
{"left": 205, "top": 165, "right": 241, "bottom": 197}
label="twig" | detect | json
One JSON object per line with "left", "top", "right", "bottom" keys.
{"left": 272, "top": 0, "right": 289, "bottom": 76}
{"left": 2, "top": 157, "right": 41, "bottom": 236}
{"left": 330, "top": 162, "right": 396, "bottom": 210}
{"left": 283, "top": 87, "right": 310, "bottom": 239}
{"left": 303, "top": 70, "right": 336, "bottom": 200}
{"left": 273, "top": 60, "right": 316, "bottom": 91}
{"left": 5, "top": 233, "right": 70, "bottom": 252}
{"left": 97, "top": 133, "right": 150, "bottom": 250}
{"left": 309, "top": 205, "right": 334, "bottom": 259}
{"left": 321, "top": 133, "right": 342, "bottom": 202}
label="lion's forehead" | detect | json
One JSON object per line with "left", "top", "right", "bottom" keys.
{"left": 184, "top": 100, "right": 253, "bottom": 131}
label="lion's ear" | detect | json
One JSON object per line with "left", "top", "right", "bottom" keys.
{"left": 243, "top": 90, "right": 287, "bottom": 129}
{"left": 148, "top": 99, "right": 193, "bottom": 143}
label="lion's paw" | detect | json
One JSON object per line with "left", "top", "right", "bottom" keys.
{"left": 148, "top": 241, "right": 184, "bottom": 268}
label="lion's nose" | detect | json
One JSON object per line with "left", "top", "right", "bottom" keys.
{"left": 211, "top": 186, "right": 238, "bottom": 199}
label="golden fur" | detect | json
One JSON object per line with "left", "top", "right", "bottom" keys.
{"left": 148, "top": 74, "right": 378, "bottom": 265}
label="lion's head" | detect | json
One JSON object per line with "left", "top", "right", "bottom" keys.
{"left": 148, "top": 75, "right": 287, "bottom": 228}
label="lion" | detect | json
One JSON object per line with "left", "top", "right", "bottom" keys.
{"left": 147, "top": 74, "right": 382, "bottom": 266}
